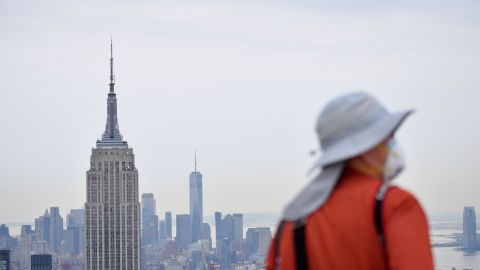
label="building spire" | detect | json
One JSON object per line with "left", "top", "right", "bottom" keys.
{"left": 96, "top": 38, "right": 127, "bottom": 148}
{"left": 194, "top": 149, "right": 197, "bottom": 172}
{"left": 109, "top": 38, "right": 115, "bottom": 92}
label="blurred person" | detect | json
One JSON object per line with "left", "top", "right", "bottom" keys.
{"left": 266, "top": 92, "right": 433, "bottom": 270}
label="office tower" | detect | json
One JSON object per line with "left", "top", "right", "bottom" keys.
{"left": 17, "top": 226, "right": 35, "bottom": 269}
{"left": 214, "top": 212, "right": 223, "bottom": 240}
{"left": 199, "top": 223, "right": 212, "bottom": 249}
{"left": 66, "top": 209, "right": 84, "bottom": 255}
{"left": 0, "top": 225, "right": 16, "bottom": 250}
{"left": 463, "top": 206, "right": 477, "bottom": 250}
{"left": 232, "top": 214, "right": 243, "bottom": 241}
{"left": 31, "top": 254, "right": 52, "bottom": 270}
{"left": 216, "top": 238, "right": 232, "bottom": 266}
{"left": 165, "top": 212, "right": 172, "bottom": 239}
{"left": 245, "top": 228, "right": 259, "bottom": 258}
{"left": 48, "top": 207, "right": 63, "bottom": 252}
{"left": 256, "top": 227, "right": 272, "bottom": 258}
{"left": 141, "top": 193, "right": 159, "bottom": 245}
{"left": 65, "top": 226, "right": 80, "bottom": 255}
{"left": 199, "top": 223, "right": 211, "bottom": 241}
{"left": 66, "top": 209, "right": 85, "bottom": 227}
{"left": 176, "top": 214, "right": 192, "bottom": 248}
{"left": 222, "top": 214, "right": 235, "bottom": 241}
{"left": 191, "top": 250, "right": 203, "bottom": 270}
{"left": 158, "top": 220, "right": 166, "bottom": 240}
{"left": 34, "top": 210, "right": 50, "bottom": 243}
{"left": 0, "top": 250, "right": 10, "bottom": 270}
{"left": 189, "top": 153, "right": 203, "bottom": 243}
{"left": 85, "top": 41, "right": 141, "bottom": 270}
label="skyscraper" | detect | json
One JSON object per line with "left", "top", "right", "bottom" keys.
{"left": 141, "top": 193, "right": 159, "bottom": 245}
{"left": 165, "top": 212, "right": 172, "bottom": 239}
{"left": 34, "top": 210, "right": 50, "bottom": 244}
{"left": 214, "top": 212, "right": 223, "bottom": 240}
{"left": 66, "top": 209, "right": 84, "bottom": 255}
{"left": 0, "top": 250, "right": 10, "bottom": 270}
{"left": 463, "top": 206, "right": 477, "bottom": 250}
{"left": 31, "top": 254, "right": 52, "bottom": 270}
{"left": 0, "top": 225, "right": 16, "bottom": 250}
{"left": 158, "top": 220, "right": 166, "bottom": 240}
{"left": 85, "top": 41, "right": 141, "bottom": 270}
{"left": 222, "top": 214, "right": 234, "bottom": 241}
{"left": 189, "top": 152, "right": 203, "bottom": 243}
{"left": 176, "top": 214, "right": 192, "bottom": 248}
{"left": 245, "top": 228, "right": 259, "bottom": 258}
{"left": 256, "top": 227, "right": 272, "bottom": 258}
{"left": 232, "top": 214, "right": 243, "bottom": 241}
{"left": 48, "top": 207, "right": 63, "bottom": 252}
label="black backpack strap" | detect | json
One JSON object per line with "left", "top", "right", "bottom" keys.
{"left": 374, "top": 197, "right": 385, "bottom": 245}
{"left": 375, "top": 183, "right": 390, "bottom": 246}
{"left": 293, "top": 218, "right": 308, "bottom": 270}
{"left": 273, "top": 220, "right": 286, "bottom": 270}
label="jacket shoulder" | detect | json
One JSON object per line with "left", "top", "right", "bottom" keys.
{"left": 383, "top": 185, "right": 428, "bottom": 223}
{"left": 385, "top": 186, "right": 420, "bottom": 207}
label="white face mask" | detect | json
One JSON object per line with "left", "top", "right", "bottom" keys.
{"left": 383, "top": 139, "right": 406, "bottom": 181}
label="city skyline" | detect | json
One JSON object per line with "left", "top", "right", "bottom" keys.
{"left": 1, "top": 0, "right": 480, "bottom": 223}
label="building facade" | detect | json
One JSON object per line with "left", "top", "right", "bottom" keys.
{"left": 158, "top": 220, "right": 166, "bottom": 240}
{"left": 141, "top": 193, "right": 159, "bottom": 246}
{"left": 0, "top": 250, "right": 10, "bottom": 270}
{"left": 34, "top": 210, "right": 50, "bottom": 246}
{"left": 31, "top": 254, "right": 52, "bottom": 270}
{"left": 214, "top": 212, "right": 223, "bottom": 240}
{"left": 66, "top": 209, "right": 85, "bottom": 255}
{"left": 165, "top": 212, "right": 172, "bottom": 240}
{"left": 48, "top": 207, "right": 63, "bottom": 252}
{"left": 189, "top": 155, "right": 203, "bottom": 244}
{"left": 84, "top": 42, "right": 141, "bottom": 270}
{"left": 463, "top": 206, "right": 477, "bottom": 250}
{"left": 232, "top": 214, "right": 243, "bottom": 242}
{"left": 176, "top": 214, "right": 191, "bottom": 248}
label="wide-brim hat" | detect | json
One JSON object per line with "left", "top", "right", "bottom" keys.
{"left": 283, "top": 92, "right": 413, "bottom": 221}
{"left": 311, "top": 92, "right": 413, "bottom": 170}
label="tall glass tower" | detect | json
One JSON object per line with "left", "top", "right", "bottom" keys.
{"left": 189, "top": 152, "right": 203, "bottom": 243}
{"left": 141, "top": 193, "right": 158, "bottom": 245}
{"left": 85, "top": 41, "right": 140, "bottom": 270}
{"left": 463, "top": 206, "right": 477, "bottom": 250}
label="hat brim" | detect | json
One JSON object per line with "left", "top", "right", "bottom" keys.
{"left": 310, "top": 109, "right": 414, "bottom": 170}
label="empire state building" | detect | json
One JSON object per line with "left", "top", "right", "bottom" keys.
{"left": 85, "top": 42, "right": 140, "bottom": 270}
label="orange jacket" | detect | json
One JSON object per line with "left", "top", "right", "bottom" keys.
{"left": 266, "top": 168, "right": 433, "bottom": 270}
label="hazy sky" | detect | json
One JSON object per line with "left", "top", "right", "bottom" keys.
{"left": 1, "top": 0, "right": 479, "bottom": 223}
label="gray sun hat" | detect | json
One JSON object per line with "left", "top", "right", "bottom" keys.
{"left": 282, "top": 92, "right": 413, "bottom": 221}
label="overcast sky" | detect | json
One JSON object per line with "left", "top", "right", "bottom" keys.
{"left": 1, "top": 0, "right": 479, "bottom": 223}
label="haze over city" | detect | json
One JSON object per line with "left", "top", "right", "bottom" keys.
{"left": 1, "top": 0, "right": 480, "bottom": 224}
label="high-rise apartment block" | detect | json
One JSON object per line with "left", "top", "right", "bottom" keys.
{"left": 85, "top": 41, "right": 140, "bottom": 270}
